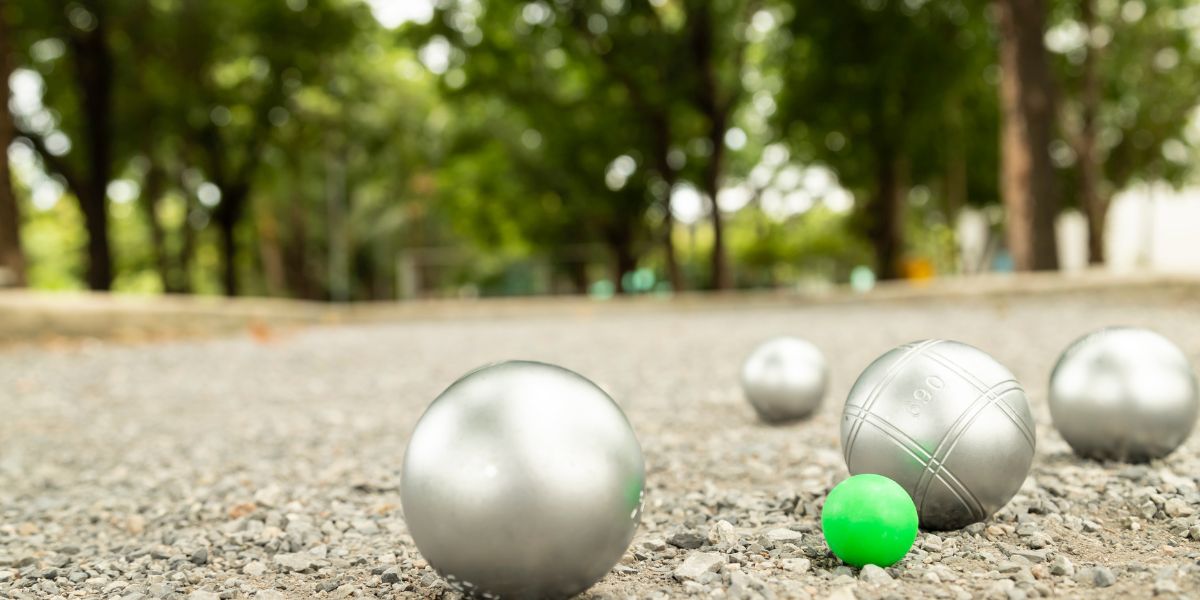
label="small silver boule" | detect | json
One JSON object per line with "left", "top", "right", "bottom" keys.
{"left": 1049, "top": 327, "right": 1199, "bottom": 463}
{"left": 840, "top": 340, "right": 1036, "bottom": 531}
{"left": 740, "top": 336, "right": 829, "bottom": 423}
{"left": 401, "top": 361, "right": 645, "bottom": 599}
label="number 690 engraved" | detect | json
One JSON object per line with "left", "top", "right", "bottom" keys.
{"left": 907, "top": 375, "right": 945, "bottom": 415}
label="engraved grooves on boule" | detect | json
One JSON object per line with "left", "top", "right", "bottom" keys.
{"left": 842, "top": 404, "right": 985, "bottom": 521}
{"left": 923, "top": 350, "right": 1036, "bottom": 449}
{"left": 843, "top": 339, "right": 944, "bottom": 465}
{"left": 912, "top": 379, "right": 1023, "bottom": 517}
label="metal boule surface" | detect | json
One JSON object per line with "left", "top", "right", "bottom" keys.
{"left": 1049, "top": 327, "right": 1199, "bottom": 462}
{"left": 401, "top": 360, "right": 645, "bottom": 599}
{"left": 741, "top": 336, "right": 829, "bottom": 423}
{"left": 841, "top": 340, "right": 1036, "bottom": 531}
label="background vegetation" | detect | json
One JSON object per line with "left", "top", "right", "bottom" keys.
{"left": 0, "top": 0, "right": 1197, "bottom": 299}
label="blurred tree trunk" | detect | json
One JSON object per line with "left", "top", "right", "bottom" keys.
{"left": 566, "top": 260, "right": 589, "bottom": 295}
{"left": 690, "top": 2, "right": 732, "bottom": 290}
{"left": 945, "top": 100, "right": 968, "bottom": 223}
{"left": 18, "top": 0, "right": 115, "bottom": 289}
{"left": 256, "top": 210, "right": 287, "bottom": 296}
{"left": 701, "top": 117, "right": 730, "bottom": 290}
{"left": 869, "top": 147, "right": 907, "bottom": 280}
{"left": 176, "top": 177, "right": 196, "bottom": 294}
{"left": 213, "top": 184, "right": 248, "bottom": 296}
{"left": 325, "top": 150, "right": 349, "bottom": 302}
{"left": 652, "top": 124, "right": 685, "bottom": 293}
{"left": 199, "top": 115, "right": 267, "bottom": 296}
{"left": 1075, "top": 0, "right": 1106, "bottom": 264}
{"left": 996, "top": 0, "right": 1060, "bottom": 271}
{"left": 570, "top": 5, "right": 685, "bottom": 293}
{"left": 0, "top": 3, "right": 26, "bottom": 286}
{"left": 283, "top": 198, "right": 313, "bottom": 299}
{"left": 140, "top": 163, "right": 175, "bottom": 293}
{"left": 142, "top": 159, "right": 202, "bottom": 294}
{"left": 71, "top": 0, "right": 115, "bottom": 290}
{"left": 609, "top": 233, "right": 636, "bottom": 295}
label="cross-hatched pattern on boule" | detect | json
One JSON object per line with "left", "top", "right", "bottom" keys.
{"left": 840, "top": 339, "right": 1036, "bottom": 530}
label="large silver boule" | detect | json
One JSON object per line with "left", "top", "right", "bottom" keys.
{"left": 740, "top": 336, "right": 829, "bottom": 423}
{"left": 1049, "top": 327, "right": 1199, "bottom": 462}
{"left": 840, "top": 340, "right": 1036, "bottom": 530}
{"left": 401, "top": 361, "right": 645, "bottom": 599}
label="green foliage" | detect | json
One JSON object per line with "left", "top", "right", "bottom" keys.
{"left": 1049, "top": 0, "right": 1200, "bottom": 196}
{"left": 3, "top": 0, "right": 1199, "bottom": 297}
{"left": 408, "top": 0, "right": 684, "bottom": 287}
{"left": 20, "top": 195, "right": 85, "bottom": 290}
{"left": 730, "top": 207, "right": 874, "bottom": 286}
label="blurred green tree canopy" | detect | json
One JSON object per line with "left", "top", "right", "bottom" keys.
{"left": 1, "top": 0, "right": 1197, "bottom": 299}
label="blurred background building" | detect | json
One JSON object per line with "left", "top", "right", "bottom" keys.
{"left": 0, "top": 0, "right": 1197, "bottom": 300}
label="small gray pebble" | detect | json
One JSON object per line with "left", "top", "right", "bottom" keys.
{"left": 860, "top": 564, "right": 893, "bottom": 584}
{"left": 667, "top": 531, "right": 707, "bottom": 550}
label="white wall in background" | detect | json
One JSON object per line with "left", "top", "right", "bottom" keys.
{"left": 1107, "top": 183, "right": 1200, "bottom": 274}
{"left": 954, "top": 184, "right": 1200, "bottom": 275}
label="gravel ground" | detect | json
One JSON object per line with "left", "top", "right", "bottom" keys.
{"left": 3, "top": 289, "right": 1200, "bottom": 599}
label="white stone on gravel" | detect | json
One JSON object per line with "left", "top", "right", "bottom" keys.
{"left": 826, "top": 585, "right": 858, "bottom": 600}
{"left": 1076, "top": 566, "right": 1117, "bottom": 588}
{"left": 859, "top": 564, "right": 892, "bottom": 584}
{"left": 673, "top": 552, "right": 725, "bottom": 581}
{"left": 764, "top": 528, "right": 804, "bottom": 544}
{"left": 781, "top": 558, "right": 811, "bottom": 573}
{"left": 272, "top": 553, "right": 314, "bottom": 572}
{"left": 1050, "top": 556, "right": 1075, "bottom": 577}
{"left": 242, "top": 562, "right": 267, "bottom": 576}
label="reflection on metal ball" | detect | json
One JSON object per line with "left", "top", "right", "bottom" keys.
{"left": 740, "top": 337, "right": 829, "bottom": 423}
{"left": 840, "top": 340, "right": 1036, "bottom": 531}
{"left": 1049, "top": 327, "right": 1199, "bottom": 463}
{"left": 401, "top": 361, "right": 645, "bottom": 599}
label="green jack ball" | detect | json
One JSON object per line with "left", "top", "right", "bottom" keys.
{"left": 821, "top": 473, "right": 918, "bottom": 568}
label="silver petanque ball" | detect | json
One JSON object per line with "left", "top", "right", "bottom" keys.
{"left": 401, "top": 361, "right": 645, "bottom": 599}
{"left": 1049, "top": 327, "right": 1199, "bottom": 463}
{"left": 740, "top": 337, "right": 829, "bottom": 423}
{"left": 840, "top": 340, "right": 1036, "bottom": 531}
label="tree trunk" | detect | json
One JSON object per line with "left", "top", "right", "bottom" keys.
{"left": 650, "top": 117, "right": 685, "bottom": 293}
{"left": 140, "top": 163, "right": 176, "bottom": 293}
{"left": 996, "top": 0, "right": 1060, "bottom": 271}
{"left": 945, "top": 99, "right": 968, "bottom": 223}
{"left": 869, "top": 150, "right": 907, "bottom": 280}
{"left": 79, "top": 186, "right": 112, "bottom": 290}
{"left": 215, "top": 186, "right": 248, "bottom": 296}
{"left": 661, "top": 212, "right": 682, "bottom": 291}
{"left": 1077, "top": 0, "right": 1106, "bottom": 264}
{"left": 0, "top": 3, "right": 26, "bottom": 286}
{"left": 217, "top": 212, "right": 238, "bottom": 297}
{"left": 610, "top": 234, "right": 637, "bottom": 295}
{"left": 690, "top": 2, "right": 733, "bottom": 290}
{"left": 283, "top": 197, "right": 312, "bottom": 299}
{"left": 71, "top": 3, "right": 115, "bottom": 290}
{"left": 325, "top": 150, "right": 349, "bottom": 302}
{"left": 256, "top": 210, "right": 287, "bottom": 296}
{"left": 177, "top": 183, "right": 196, "bottom": 294}
{"left": 703, "top": 122, "right": 731, "bottom": 290}
{"left": 566, "top": 260, "right": 589, "bottom": 295}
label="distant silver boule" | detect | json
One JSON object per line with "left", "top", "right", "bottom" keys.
{"left": 401, "top": 361, "right": 645, "bottom": 599}
{"left": 840, "top": 340, "right": 1036, "bottom": 531}
{"left": 1049, "top": 327, "right": 1199, "bottom": 462}
{"left": 740, "top": 337, "right": 829, "bottom": 423}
